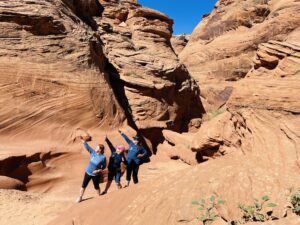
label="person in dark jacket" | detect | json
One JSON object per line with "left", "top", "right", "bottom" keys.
{"left": 118, "top": 130, "right": 147, "bottom": 187}
{"left": 101, "top": 136, "right": 127, "bottom": 195}
{"left": 76, "top": 136, "right": 106, "bottom": 203}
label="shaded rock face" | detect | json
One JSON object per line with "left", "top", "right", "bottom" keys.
{"left": 180, "top": 0, "right": 300, "bottom": 112}
{"left": 0, "top": 0, "right": 203, "bottom": 146}
{"left": 96, "top": 0, "right": 203, "bottom": 134}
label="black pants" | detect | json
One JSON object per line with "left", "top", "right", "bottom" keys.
{"left": 82, "top": 172, "right": 100, "bottom": 189}
{"left": 126, "top": 161, "right": 139, "bottom": 184}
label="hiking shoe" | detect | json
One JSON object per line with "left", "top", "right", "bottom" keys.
{"left": 75, "top": 197, "right": 82, "bottom": 203}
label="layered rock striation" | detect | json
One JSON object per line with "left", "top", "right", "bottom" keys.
{"left": 171, "top": 34, "right": 190, "bottom": 55}
{"left": 0, "top": 0, "right": 125, "bottom": 143}
{"left": 180, "top": 0, "right": 300, "bottom": 111}
{"left": 0, "top": 0, "right": 203, "bottom": 148}
{"left": 49, "top": 28, "right": 300, "bottom": 225}
{"left": 95, "top": 0, "right": 203, "bottom": 134}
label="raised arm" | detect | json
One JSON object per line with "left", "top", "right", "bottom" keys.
{"left": 80, "top": 137, "right": 94, "bottom": 154}
{"left": 118, "top": 130, "right": 132, "bottom": 145}
{"left": 105, "top": 137, "right": 116, "bottom": 154}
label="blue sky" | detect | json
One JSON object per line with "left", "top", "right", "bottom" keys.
{"left": 138, "top": 0, "right": 218, "bottom": 35}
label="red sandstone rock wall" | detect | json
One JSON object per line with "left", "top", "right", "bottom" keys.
{"left": 0, "top": 0, "right": 203, "bottom": 147}
{"left": 180, "top": 0, "right": 300, "bottom": 112}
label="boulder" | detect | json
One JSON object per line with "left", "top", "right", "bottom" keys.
{"left": 161, "top": 130, "right": 197, "bottom": 165}
{"left": 191, "top": 111, "right": 239, "bottom": 159}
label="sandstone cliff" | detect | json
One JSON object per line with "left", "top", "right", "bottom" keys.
{"left": 0, "top": 0, "right": 203, "bottom": 207}
{"left": 180, "top": 0, "right": 300, "bottom": 112}
{"left": 0, "top": 0, "right": 125, "bottom": 145}
{"left": 49, "top": 24, "right": 300, "bottom": 225}
{"left": 1, "top": 0, "right": 300, "bottom": 225}
{"left": 96, "top": 0, "right": 202, "bottom": 135}
{"left": 0, "top": 0, "right": 203, "bottom": 150}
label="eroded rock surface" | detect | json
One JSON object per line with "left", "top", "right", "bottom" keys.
{"left": 95, "top": 0, "right": 203, "bottom": 133}
{"left": 0, "top": 0, "right": 203, "bottom": 150}
{"left": 191, "top": 111, "right": 240, "bottom": 160}
{"left": 50, "top": 35, "right": 300, "bottom": 225}
{"left": 171, "top": 34, "right": 190, "bottom": 55}
{"left": 0, "top": 176, "right": 25, "bottom": 190}
{"left": 0, "top": 0, "right": 125, "bottom": 144}
{"left": 180, "top": 0, "right": 300, "bottom": 112}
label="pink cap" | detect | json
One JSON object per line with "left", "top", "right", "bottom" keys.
{"left": 116, "top": 145, "right": 125, "bottom": 152}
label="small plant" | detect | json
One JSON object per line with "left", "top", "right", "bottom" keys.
{"left": 192, "top": 195, "right": 225, "bottom": 225}
{"left": 238, "top": 196, "right": 277, "bottom": 223}
{"left": 290, "top": 188, "right": 300, "bottom": 216}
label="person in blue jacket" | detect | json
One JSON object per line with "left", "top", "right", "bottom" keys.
{"left": 118, "top": 130, "right": 147, "bottom": 187}
{"left": 101, "top": 136, "right": 127, "bottom": 195}
{"left": 76, "top": 136, "right": 106, "bottom": 203}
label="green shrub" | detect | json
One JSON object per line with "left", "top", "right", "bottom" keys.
{"left": 290, "top": 188, "right": 300, "bottom": 215}
{"left": 238, "top": 196, "right": 277, "bottom": 223}
{"left": 192, "top": 195, "right": 225, "bottom": 225}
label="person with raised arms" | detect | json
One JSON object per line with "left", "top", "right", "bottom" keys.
{"left": 101, "top": 136, "right": 127, "bottom": 195}
{"left": 118, "top": 130, "right": 147, "bottom": 187}
{"left": 76, "top": 136, "right": 106, "bottom": 203}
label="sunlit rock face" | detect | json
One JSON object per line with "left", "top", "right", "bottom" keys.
{"left": 180, "top": 0, "right": 300, "bottom": 112}
{"left": 171, "top": 34, "right": 190, "bottom": 56}
{"left": 51, "top": 25, "right": 300, "bottom": 225}
{"left": 0, "top": 0, "right": 203, "bottom": 147}
{"left": 96, "top": 0, "right": 203, "bottom": 133}
{"left": 0, "top": 0, "right": 126, "bottom": 143}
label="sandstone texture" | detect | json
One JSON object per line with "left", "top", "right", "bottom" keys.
{"left": 0, "top": 176, "right": 26, "bottom": 190}
{"left": 0, "top": 0, "right": 300, "bottom": 225}
{"left": 95, "top": 0, "right": 202, "bottom": 133}
{"left": 0, "top": 0, "right": 203, "bottom": 155}
{"left": 49, "top": 2, "right": 300, "bottom": 224}
{"left": 0, "top": 0, "right": 203, "bottom": 220}
{"left": 191, "top": 111, "right": 240, "bottom": 160}
{"left": 171, "top": 34, "right": 190, "bottom": 55}
{"left": 180, "top": 0, "right": 300, "bottom": 112}
{"left": 0, "top": 0, "right": 125, "bottom": 145}
{"left": 160, "top": 129, "right": 198, "bottom": 165}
